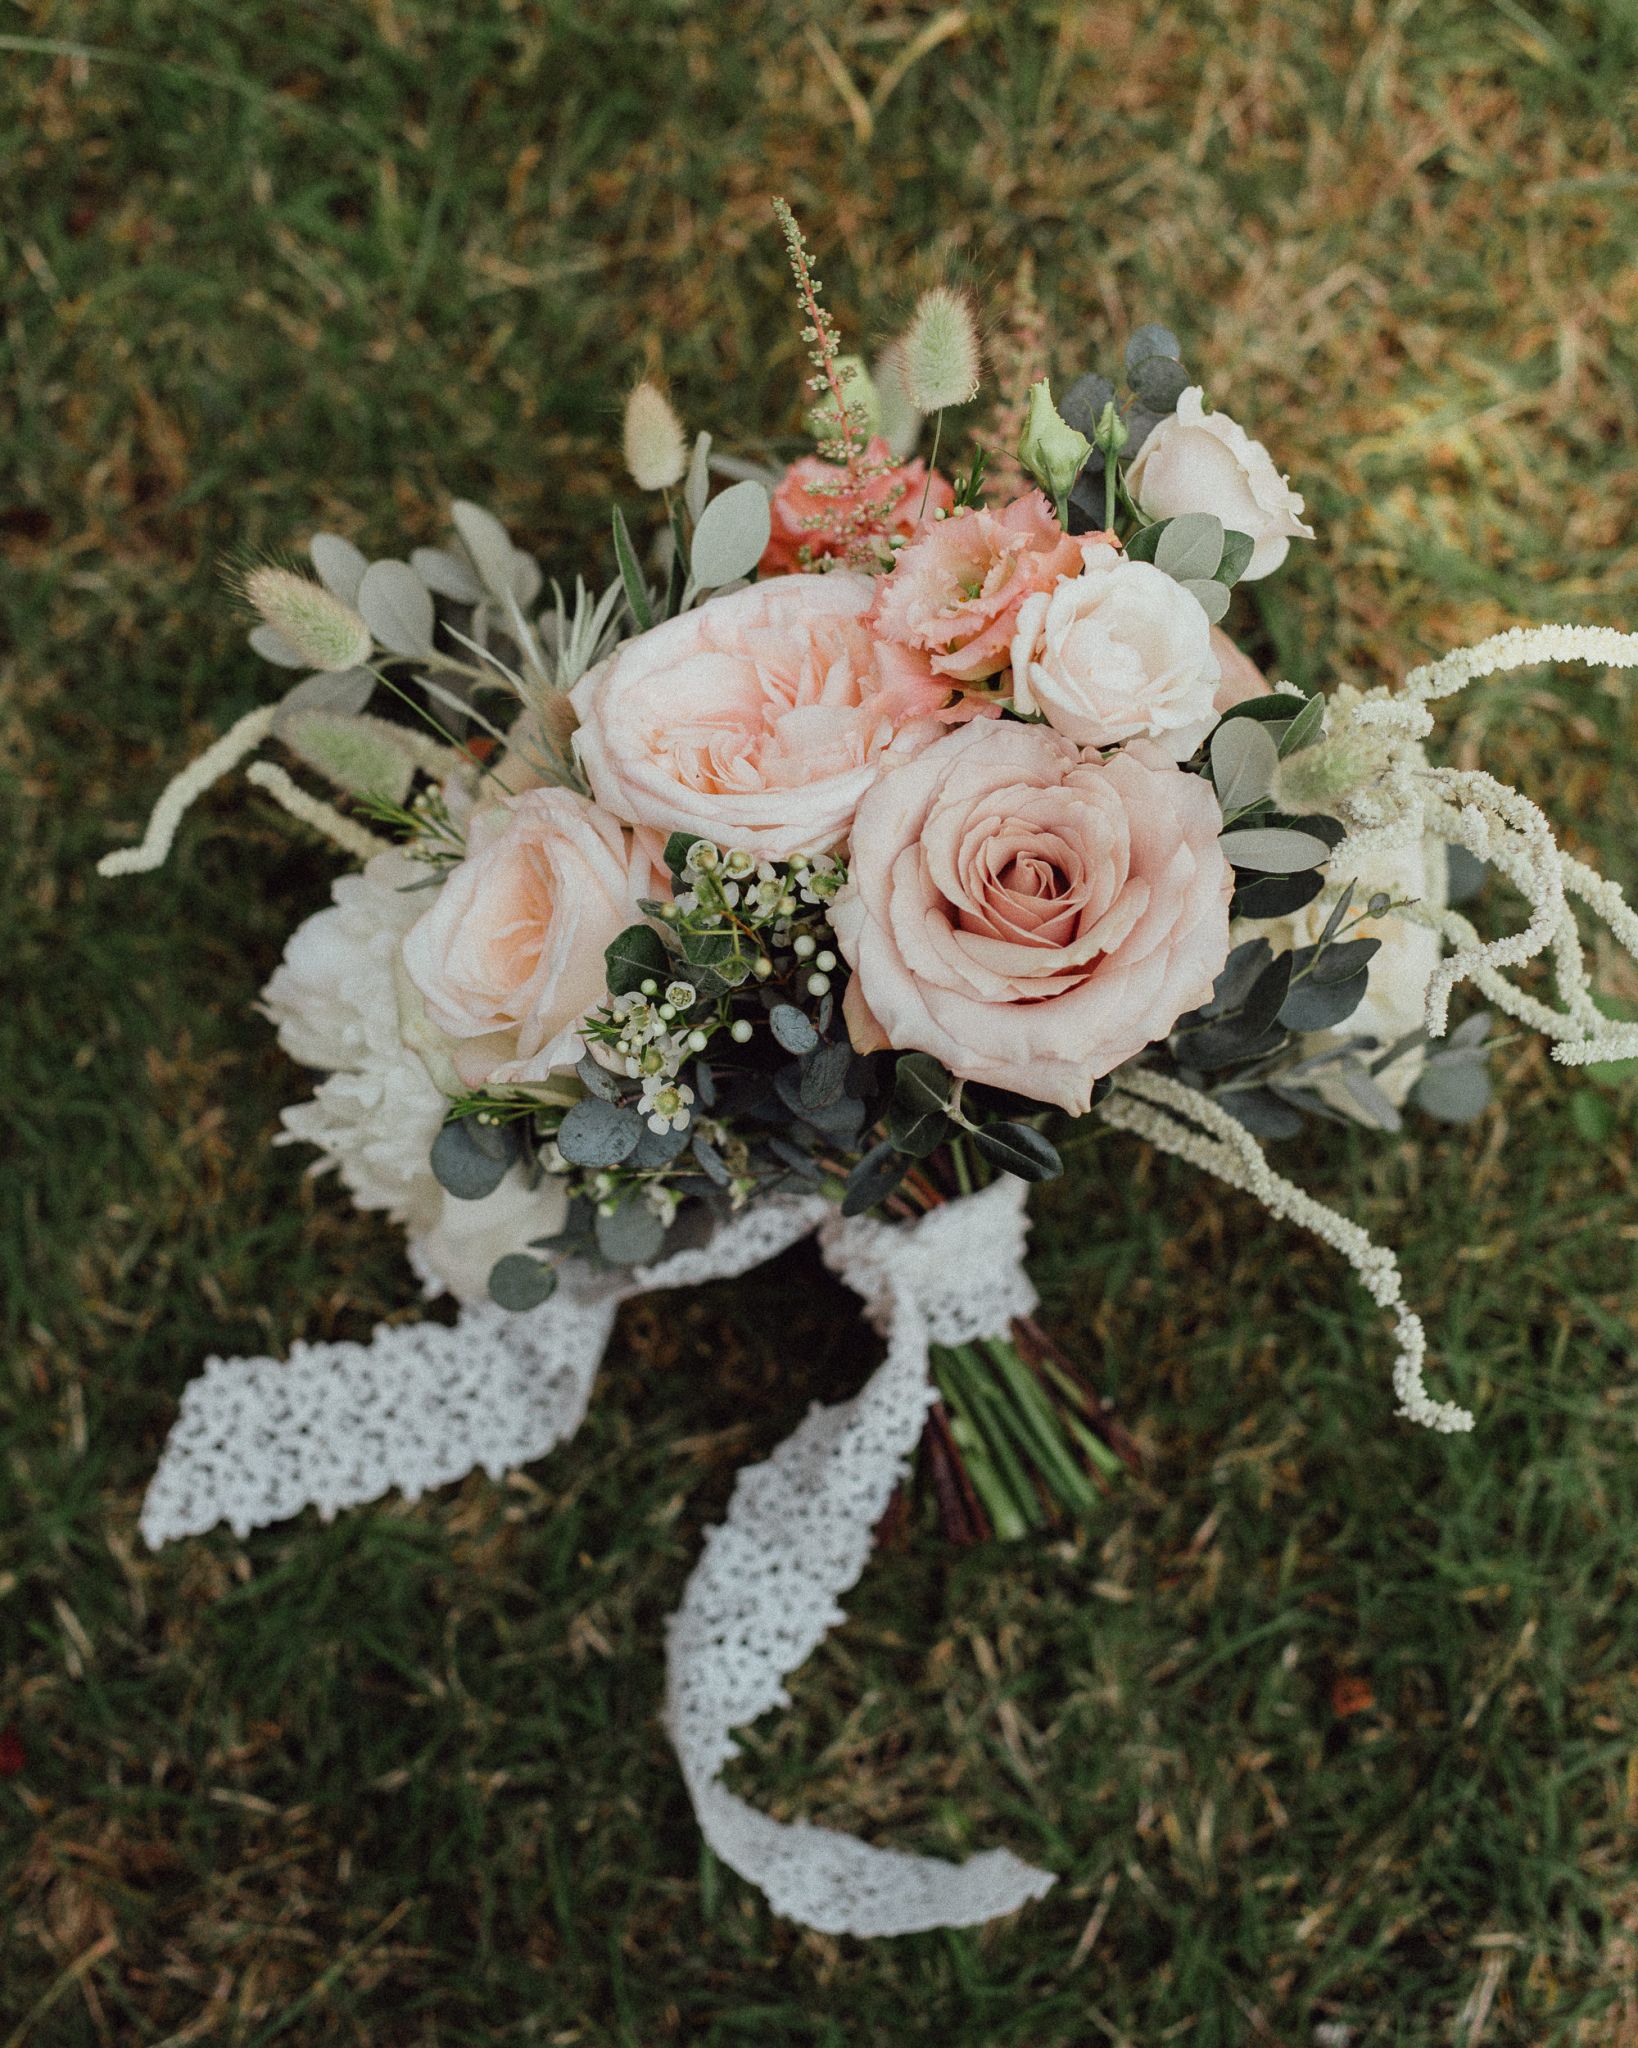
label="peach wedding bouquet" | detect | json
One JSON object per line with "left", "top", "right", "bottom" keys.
{"left": 103, "top": 207, "right": 1638, "bottom": 1934}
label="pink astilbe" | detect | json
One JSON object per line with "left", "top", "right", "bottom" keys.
{"left": 759, "top": 439, "right": 955, "bottom": 576}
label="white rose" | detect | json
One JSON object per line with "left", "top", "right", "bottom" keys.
{"left": 1126, "top": 388, "right": 1314, "bottom": 581}
{"left": 1248, "top": 834, "right": 1448, "bottom": 1117}
{"left": 1008, "top": 541, "right": 1222, "bottom": 760}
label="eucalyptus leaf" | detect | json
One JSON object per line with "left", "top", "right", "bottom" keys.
{"left": 1446, "top": 845, "right": 1488, "bottom": 905}
{"left": 1234, "top": 869, "right": 1325, "bottom": 919}
{"left": 689, "top": 479, "right": 772, "bottom": 590}
{"left": 1122, "top": 520, "right": 1166, "bottom": 565}
{"left": 887, "top": 1099, "right": 953, "bottom": 1157}
{"left": 798, "top": 1041, "right": 852, "bottom": 1110}
{"left": 1181, "top": 577, "right": 1231, "bottom": 624}
{"left": 1125, "top": 323, "right": 1183, "bottom": 372}
{"left": 556, "top": 1098, "right": 643, "bottom": 1168}
{"left": 488, "top": 1254, "right": 558, "bottom": 1311}
{"left": 1309, "top": 935, "right": 1380, "bottom": 985}
{"left": 841, "top": 1139, "right": 908, "bottom": 1217}
{"left": 1155, "top": 512, "right": 1225, "bottom": 582}
{"left": 1059, "top": 372, "right": 1116, "bottom": 439}
{"left": 768, "top": 1004, "right": 819, "bottom": 1055}
{"left": 627, "top": 1119, "right": 691, "bottom": 1169}
{"left": 411, "top": 545, "right": 484, "bottom": 604}
{"left": 249, "top": 623, "right": 305, "bottom": 668}
{"left": 1210, "top": 717, "right": 1280, "bottom": 815}
{"left": 595, "top": 1199, "right": 667, "bottom": 1267}
{"left": 970, "top": 1121, "right": 1063, "bottom": 1182}
{"left": 450, "top": 500, "right": 517, "bottom": 603}
{"left": 684, "top": 431, "right": 713, "bottom": 527}
{"left": 1220, "top": 1088, "right": 1305, "bottom": 1140}
{"left": 1129, "top": 353, "right": 1189, "bottom": 409}
{"left": 690, "top": 1132, "right": 731, "bottom": 1186}
{"left": 1333, "top": 1060, "right": 1404, "bottom": 1132}
{"left": 431, "top": 1118, "right": 512, "bottom": 1201}
{"left": 1215, "top": 529, "right": 1256, "bottom": 585}
{"left": 575, "top": 1052, "right": 624, "bottom": 1102}
{"left": 272, "top": 667, "right": 374, "bottom": 734}
{"left": 1413, "top": 1057, "right": 1492, "bottom": 1124}
{"left": 309, "top": 532, "right": 368, "bottom": 606}
{"left": 358, "top": 560, "right": 435, "bottom": 657}
{"left": 1280, "top": 970, "right": 1369, "bottom": 1033}
{"left": 1219, "top": 826, "right": 1333, "bottom": 873}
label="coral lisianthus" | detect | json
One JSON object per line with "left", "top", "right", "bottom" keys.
{"left": 870, "top": 491, "right": 1089, "bottom": 685}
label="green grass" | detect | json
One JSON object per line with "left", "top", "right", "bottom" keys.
{"left": 5, "top": 1, "right": 1638, "bottom": 2040}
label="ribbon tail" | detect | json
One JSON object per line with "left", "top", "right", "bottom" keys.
{"left": 664, "top": 1180, "right": 1054, "bottom": 1936}
{"left": 139, "top": 1279, "right": 623, "bottom": 1547}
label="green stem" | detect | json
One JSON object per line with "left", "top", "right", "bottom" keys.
{"left": 917, "top": 410, "right": 945, "bottom": 523}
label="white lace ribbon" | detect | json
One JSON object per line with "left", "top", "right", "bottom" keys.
{"left": 140, "top": 1182, "right": 1054, "bottom": 1935}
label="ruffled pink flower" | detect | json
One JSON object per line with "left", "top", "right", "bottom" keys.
{"left": 759, "top": 438, "right": 954, "bottom": 576}
{"left": 870, "top": 491, "right": 1091, "bottom": 685}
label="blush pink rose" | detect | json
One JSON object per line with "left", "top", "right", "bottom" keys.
{"left": 1210, "top": 626, "right": 1271, "bottom": 712}
{"left": 401, "top": 786, "right": 647, "bottom": 1087}
{"left": 569, "top": 572, "right": 950, "bottom": 859}
{"left": 870, "top": 491, "right": 1090, "bottom": 684}
{"left": 831, "top": 720, "right": 1233, "bottom": 1114}
{"left": 759, "top": 437, "right": 954, "bottom": 576}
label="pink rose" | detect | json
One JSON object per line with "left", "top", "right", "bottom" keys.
{"left": 569, "top": 572, "right": 949, "bottom": 859}
{"left": 759, "top": 437, "right": 954, "bottom": 576}
{"left": 401, "top": 786, "right": 647, "bottom": 1087}
{"left": 1210, "top": 627, "right": 1270, "bottom": 712}
{"left": 871, "top": 492, "right": 1089, "bottom": 684}
{"left": 832, "top": 721, "right": 1233, "bottom": 1114}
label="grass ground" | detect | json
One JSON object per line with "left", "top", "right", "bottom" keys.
{"left": 4, "top": 1, "right": 1638, "bottom": 2040}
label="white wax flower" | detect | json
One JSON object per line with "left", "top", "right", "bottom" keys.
{"left": 1127, "top": 387, "right": 1314, "bottom": 580}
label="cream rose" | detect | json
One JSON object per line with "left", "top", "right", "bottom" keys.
{"left": 832, "top": 721, "right": 1233, "bottom": 1114}
{"left": 400, "top": 786, "right": 646, "bottom": 1087}
{"left": 569, "top": 573, "right": 949, "bottom": 859}
{"left": 1009, "top": 541, "right": 1222, "bottom": 759}
{"left": 1127, "top": 388, "right": 1314, "bottom": 580}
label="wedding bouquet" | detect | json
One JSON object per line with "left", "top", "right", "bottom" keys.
{"left": 103, "top": 204, "right": 1638, "bottom": 1934}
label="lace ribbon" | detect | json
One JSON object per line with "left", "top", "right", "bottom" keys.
{"left": 140, "top": 1182, "right": 1054, "bottom": 1936}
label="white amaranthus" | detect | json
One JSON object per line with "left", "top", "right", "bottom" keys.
{"left": 1102, "top": 1066, "right": 1472, "bottom": 1434}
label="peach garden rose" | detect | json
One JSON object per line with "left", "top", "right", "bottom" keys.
{"left": 569, "top": 571, "right": 950, "bottom": 859}
{"left": 401, "top": 786, "right": 648, "bottom": 1087}
{"left": 832, "top": 720, "right": 1234, "bottom": 1114}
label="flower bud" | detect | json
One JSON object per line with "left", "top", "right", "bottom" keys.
{"left": 1017, "top": 380, "right": 1092, "bottom": 513}
{"left": 622, "top": 380, "right": 688, "bottom": 492}
{"left": 243, "top": 566, "right": 372, "bottom": 673}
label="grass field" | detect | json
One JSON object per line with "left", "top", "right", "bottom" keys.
{"left": 5, "top": 2, "right": 1638, "bottom": 2041}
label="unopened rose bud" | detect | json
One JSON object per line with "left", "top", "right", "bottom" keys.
{"left": 1017, "top": 380, "right": 1092, "bottom": 521}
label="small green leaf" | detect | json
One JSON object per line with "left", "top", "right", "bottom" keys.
{"left": 1155, "top": 512, "right": 1225, "bottom": 582}
{"left": 1209, "top": 718, "right": 1280, "bottom": 816}
{"left": 1219, "top": 826, "right": 1333, "bottom": 873}
{"left": 1215, "top": 529, "right": 1256, "bottom": 585}
{"left": 612, "top": 506, "right": 653, "bottom": 631}
{"left": 768, "top": 1004, "right": 819, "bottom": 1055}
{"left": 1275, "top": 692, "right": 1326, "bottom": 758}
{"left": 894, "top": 1052, "right": 953, "bottom": 1118}
{"left": 604, "top": 922, "right": 670, "bottom": 997}
{"left": 841, "top": 1139, "right": 909, "bottom": 1217}
{"left": 595, "top": 1199, "right": 667, "bottom": 1266}
{"left": 689, "top": 479, "right": 771, "bottom": 589}
{"left": 970, "top": 1122, "right": 1063, "bottom": 1181}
